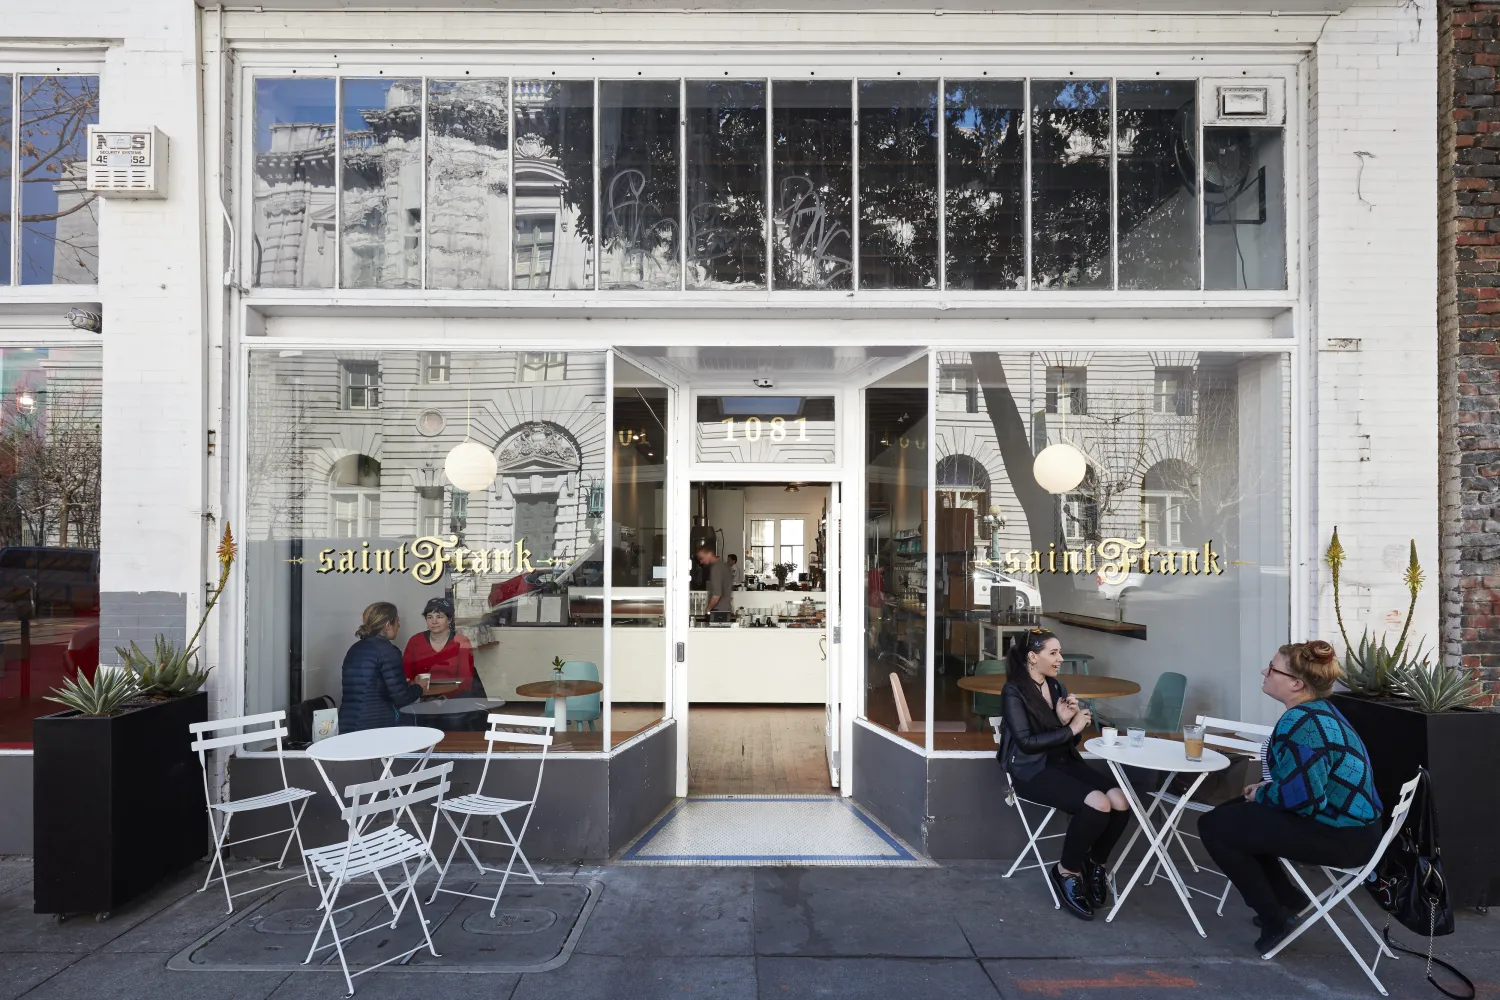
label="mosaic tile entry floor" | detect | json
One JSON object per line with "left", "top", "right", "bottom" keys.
{"left": 168, "top": 878, "right": 600, "bottom": 975}
{"left": 619, "top": 795, "right": 931, "bottom": 866}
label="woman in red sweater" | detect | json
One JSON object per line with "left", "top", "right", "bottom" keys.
{"left": 401, "top": 597, "right": 481, "bottom": 696}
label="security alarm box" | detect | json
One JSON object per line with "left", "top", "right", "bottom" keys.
{"left": 86, "top": 126, "right": 168, "bottom": 198}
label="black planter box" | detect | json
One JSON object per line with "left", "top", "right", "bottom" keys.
{"left": 1331, "top": 693, "right": 1500, "bottom": 910}
{"left": 32, "top": 692, "right": 208, "bottom": 916}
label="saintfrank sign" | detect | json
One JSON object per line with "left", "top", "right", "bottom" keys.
{"left": 316, "top": 536, "right": 542, "bottom": 584}
{"left": 994, "top": 537, "right": 1226, "bottom": 585}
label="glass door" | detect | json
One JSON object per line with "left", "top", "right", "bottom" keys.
{"left": 824, "top": 483, "right": 842, "bottom": 785}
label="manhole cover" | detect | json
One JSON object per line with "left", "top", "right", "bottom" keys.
{"left": 252, "top": 908, "right": 356, "bottom": 935}
{"left": 461, "top": 907, "right": 559, "bottom": 935}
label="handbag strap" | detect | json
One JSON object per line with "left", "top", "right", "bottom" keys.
{"left": 1382, "top": 923, "right": 1475, "bottom": 1000}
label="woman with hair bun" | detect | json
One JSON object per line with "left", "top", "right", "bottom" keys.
{"left": 1199, "top": 639, "right": 1383, "bottom": 954}
{"left": 338, "top": 602, "right": 426, "bottom": 733}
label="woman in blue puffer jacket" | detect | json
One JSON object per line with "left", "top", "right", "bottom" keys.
{"left": 338, "top": 602, "right": 425, "bottom": 733}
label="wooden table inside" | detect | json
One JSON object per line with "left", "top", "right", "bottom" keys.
{"left": 420, "top": 679, "right": 464, "bottom": 698}
{"left": 956, "top": 674, "right": 1141, "bottom": 700}
{"left": 514, "top": 680, "right": 603, "bottom": 700}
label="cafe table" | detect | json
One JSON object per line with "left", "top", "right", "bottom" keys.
{"left": 398, "top": 696, "right": 507, "bottom": 730}
{"left": 305, "top": 726, "right": 445, "bottom": 842}
{"left": 515, "top": 679, "right": 603, "bottom": 733}
{"left": 1084, "top": 735, "right": 1230, "bottom": 937}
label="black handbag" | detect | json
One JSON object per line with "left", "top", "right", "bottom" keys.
{"left": 1364, "top": 767, "right": 1474, "bottom": 999}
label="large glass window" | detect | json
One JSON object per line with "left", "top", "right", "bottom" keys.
{"left": 0, "top": 347, "right": 102, "bottom": 746}
{"left": 245, "top": 350, "right": 608, "bottom": 751}
{"left": 514, "top": 80, "right": 595, "bottom": 290}
{"left": 858, "top": 80, "right": 939, "bottom": 290}
{"left": 340, "top": 79, "right": 423, "bottom": 289}
{"left": 929, "top": 350, "right": 1290, "bottom": 735}
{"left": 1, "top": 76, "right": 101, "bottom": 285}
{"left": 426, "top": 79, "right": 510, "bottom": 290}
{"left": 600, "top": 81, "right": 680, "bottom": 291}
{"left": 252, "top": 77, "right": 337, "bottom": 289}
{"left": 771, "top": 81, "right": 853, "bottom": 290}
{"left": 1031, "top": 80, "right": 1112, "bottom": 289}
{"left": 863, "top": 360, "right": 929, "bottom": 743}
{"left": 1117, "top": 81, "right": 1198, "bottom": 290}
{"left": 1205, "top": 127, "right": 1287, "bottom": 290}
{"left": 944, "top": 80, "right": 1025, "bottom": 291}
{"left": 686, "top": 81, "right": 767, "bottom": 290}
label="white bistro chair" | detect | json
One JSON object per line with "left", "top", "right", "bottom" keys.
{"left": 428, "top": 713, "right": 554, "bottom": 916}
{"left": 302, "top": 762, "right": 454, "bottom": 997}
{"left": 189, "top": 710, "right": 316, "bottom": 913}
{"left": 1131, "top": 714, "right": 1274, "bottom": 914}
{"left": 1262, "top": 771, "right": 1422, "bottom": 997}
{"left": 989, "top": 716, "right": 1062, "bottom": 909}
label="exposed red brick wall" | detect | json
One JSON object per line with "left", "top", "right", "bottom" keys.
{"left": 1442, "top": 1, "right": 1500, "bottom": 707}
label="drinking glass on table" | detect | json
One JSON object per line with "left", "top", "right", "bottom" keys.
{"left": 1127, "top": 726, "right": 1146, "bottom": 748}
{"left": 1182, "top": 724, "right": 1205, "bottom": 762}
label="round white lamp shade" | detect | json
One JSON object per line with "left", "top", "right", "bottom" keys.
{"left": 444, "top": 440, "right": 498, "bottom": 493}
{"left": 1033, "top": 442, "right": 1087, "bottom": 494}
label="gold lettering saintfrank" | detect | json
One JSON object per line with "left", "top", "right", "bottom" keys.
{"left": 315, "top": 535, "right": 539, "bottom": 585}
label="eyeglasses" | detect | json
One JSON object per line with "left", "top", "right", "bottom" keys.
{"left": 1266, "top": 664, "right": 1299, "bottom": 682}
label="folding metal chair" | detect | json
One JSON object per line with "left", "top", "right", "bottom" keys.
{"left": 303, "top": 762, "right": 453, "bottom": 997}
{"left": 1262, "top": 771, "right": 1423, "bottom": 997}
{"left": 428, "top": 713, "right": 554, "bottom": 917}
{"left": 1134, "top": 715, "right": 1274, "bottom": 915}
{"left": 189, "top": 710, "right": 316, "bottom": 913}
{"left": 989, "top": 716, "right": 1062, "bottom": 909}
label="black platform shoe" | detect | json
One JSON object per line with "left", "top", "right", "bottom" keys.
{"left": 1049, "top": 865, "right": 1095, "bottom": 921}
{"left": 1254, "top": 914, "right": 1302, "bottom": 955}
{"left": 1084, "top": 862, "right": 1111, "bottom": 908}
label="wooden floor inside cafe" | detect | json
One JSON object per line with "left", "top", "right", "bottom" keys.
{"left": 688, "top": 705, "right": 833, "bottom": 796}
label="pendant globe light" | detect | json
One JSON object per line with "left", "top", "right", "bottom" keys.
{"left": 444, "top": 381, "right": 497, "bottom": 493}
{"left": 1033, "top": 442, "right": 1088, "bottom": 495}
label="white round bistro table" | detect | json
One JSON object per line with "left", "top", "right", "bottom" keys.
{"left": 1085, "top": 735, "right": 1230, "bottom": 938}
{"left": 306, "top": 726, "right": 445, "bottom": 823}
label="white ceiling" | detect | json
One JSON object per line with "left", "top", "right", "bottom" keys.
{"left": 618, "top": 346, "right": 924, "bottom": 389}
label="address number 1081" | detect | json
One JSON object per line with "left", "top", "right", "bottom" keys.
{"left": 719, "top": 417, "right": 808, "bottom": 442}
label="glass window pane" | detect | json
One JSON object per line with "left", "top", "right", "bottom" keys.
{"left": 863, "top": 359, "right": 928, "bottom": 742}
{"left": 858, "top": 80, "right": 938, "bottom": 290}
{"left": 600, "top": 81, "right": 680, "bottom": 291}
{"left": 1, "top": 76, "right": 12, "bottom": 284}
{"left": 780, "top": 519, "right": 805, "bottom": 547}
{"left": 1117, "top": 81, "right": 1199, "bottom": 290}
{"left": 686, "top": 80, "right": 767, "bottom": 290}
{"left": 1204, "top": 127, "right": 1286, "bottom": 290}
{"left": 943, "top": 80, "right": 1025, "bottom": 291}
{"left": 771, "top": 81, "right": 852, "bottom": 290}
{"left": 0, "top": 347, "right": 102, "bottom": 745}
{"left": 340, "top": 78, "right": 422, "bottom": 289}
{"left": 426, "top": 79, "right": 509, "bottom": 290}
{"left": 514, "top": 80, "right": 594, "bottom": 290}
{"left": 245, "top": 350, "right": 608, "bottom": 751}
{"left": 1031, "top": 80, "right": 1111, "bottom": 290}
{"left": 252, "top": 78, "right": 336, "bottom": 288}
{"left": 19, "top": 76, "right": 100, "bottom": 285}
{"left": 694, "top": 395, "right": 837, "bottom": 464}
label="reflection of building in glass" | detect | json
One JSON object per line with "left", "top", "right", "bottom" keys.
{"left": 48, "top": 163, "right": 99, "bottom": 285}
{"left": 252, "top": 121, "right": 337, "bottom": 287}
{"left": 341, "top": 81, "right": 422, "bottom": 289}
{"left": 513, "top": 82, "right": 593, "bottom": 290}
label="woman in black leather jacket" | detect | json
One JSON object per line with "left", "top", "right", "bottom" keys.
{"left": 999, "top": 629, "right": 1129, "bottom": 920}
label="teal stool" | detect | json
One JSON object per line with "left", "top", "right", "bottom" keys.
{"left": 1060, "top": 652, "right": 1094, "bottom": 675}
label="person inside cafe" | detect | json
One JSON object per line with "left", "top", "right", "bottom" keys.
{"left": 1198, "top": 639, "right": 1382, "bottom": 954}
{"left": 727, "top": 552, "right": 741, "bottom": 589}
{"left": 402, "top": 596, "right": 481, "bottom": 696}
{"left": 339, "top": 601, "right": 427, "bottom": 733}
{"left": 697, "top": 542, "right": 734, "bottom": 616}
{"left": 999, "top": 628, "right": 1130, "bottom": 920}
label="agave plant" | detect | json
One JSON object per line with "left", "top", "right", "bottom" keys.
{"left": 1395, "top": 657, "right": 1484, "bottom": 713}
{"left": 1340, "top": 630, "right": 1407, "bottom": 698}
{"left": 44, "top": 668, "right": 140, "bottom": 717}
{"left": 116, "top": 635, "right": 212, "bottom": 697}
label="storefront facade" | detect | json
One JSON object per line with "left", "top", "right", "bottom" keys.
{"left": 0, "top": 0, "right": 1440, "bottom": 858}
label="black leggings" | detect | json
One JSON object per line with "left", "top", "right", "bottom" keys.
{"left": 1198, "top": 799, "right": 1383, "bottom": 927}
{"left": 1011, "top": 758, "right": 1129, "bottom": 873}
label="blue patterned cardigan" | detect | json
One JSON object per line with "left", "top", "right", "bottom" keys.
{"left": 1255, "top": 699, "right": 1382, "bottom": 828}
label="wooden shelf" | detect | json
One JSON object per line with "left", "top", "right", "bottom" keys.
{"left": 1043, "top": 611, "right": 1148, "bottom": 641}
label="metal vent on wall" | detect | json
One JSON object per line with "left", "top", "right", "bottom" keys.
{"left": 1202, "top": 79, "right": 1285, "bottom": 127}
{"left": 86, "top": 126, "right": 168, "bottom": 199}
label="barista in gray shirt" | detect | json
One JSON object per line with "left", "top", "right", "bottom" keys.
{"left": 696, "top": 543, "right": 734, "bottom": 615}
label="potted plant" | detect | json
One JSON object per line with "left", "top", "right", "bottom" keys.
{"left": 773, "top": 562, "right": 794, "bottom": 590}
{"left": 1324, "top": 528, "right": 1499, "bottom": 909}
{"left": 32, "top": 525, "right": 236, "bottom": 919}
{"left": 552, "top": 655, "right": 565, "bottom": 681}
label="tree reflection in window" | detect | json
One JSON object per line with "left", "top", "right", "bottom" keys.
{"left": 17, "top": 76, "right": 100, "bottom": 285}
{"left": 858, "top": 80, "right": 938, "bottom": 289}
{"left": 513, "top": 80, "right": 595, "bottom": 290}
{"left": 600, "top": 81, "right": 680, "bottom": 291}
{"left": 1117, "top": 81, "right": 1198, "bottom": 290}
{"left": 686, "top": 80, "right": 767, "bottom": 289}
{"left": 944, "top": 81, "right": 1025, "bottom": 291}
{"left": 426, "top": 79, "right": 509, "bottom": 290}
{"left": 1031, "top": 80, "right": 1111, "bottom": 289}
{"left": 771, "top": 81, "right": 852, "bottom": 290}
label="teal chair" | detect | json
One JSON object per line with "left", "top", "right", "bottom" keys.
{"left": 1104, "top": 671, "right": 1187, "bottom": 733}
{"left": 544, "top": 661, "right": 602, "bottom": 732}
{"left": 970, "top": 659, "right": 1007, "bottom": 719}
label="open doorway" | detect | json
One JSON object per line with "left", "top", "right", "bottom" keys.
{"left": 686, "top": 481, "right": 835, "bottom": 795}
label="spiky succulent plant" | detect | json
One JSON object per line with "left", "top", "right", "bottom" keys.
{"left": 44, "top": 668, "right": 140, "bottom": 717}
{"left": 116, "top": 635, "right": 213, "bottom": 697}
{"left": 1395, "top": 656, "right": 1483, "bottom": 714}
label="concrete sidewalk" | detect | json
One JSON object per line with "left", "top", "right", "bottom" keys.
{"left": 1, "top": 856, "right": 1493, "bottom": 1000}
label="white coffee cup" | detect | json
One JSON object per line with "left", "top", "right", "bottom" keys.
{"left": 1101, "top": 726, "right": 1119, "bottom": 746}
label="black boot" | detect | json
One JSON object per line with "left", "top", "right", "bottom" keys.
{"left": 1084, "top": 861, "right": 1111, "bottom": 908}
{"left": 1254, "top": 914, "right": 1302, "bottom": 955}
{"left": 1049, "top": 864, "right": 1095, "bottom": 921}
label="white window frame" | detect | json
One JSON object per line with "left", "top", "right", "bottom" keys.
{"left": 342, "top": 360, "right": 381, "bottom": 409}
{"left": 423, "top": 351, "right": 451, "bottom": 384}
